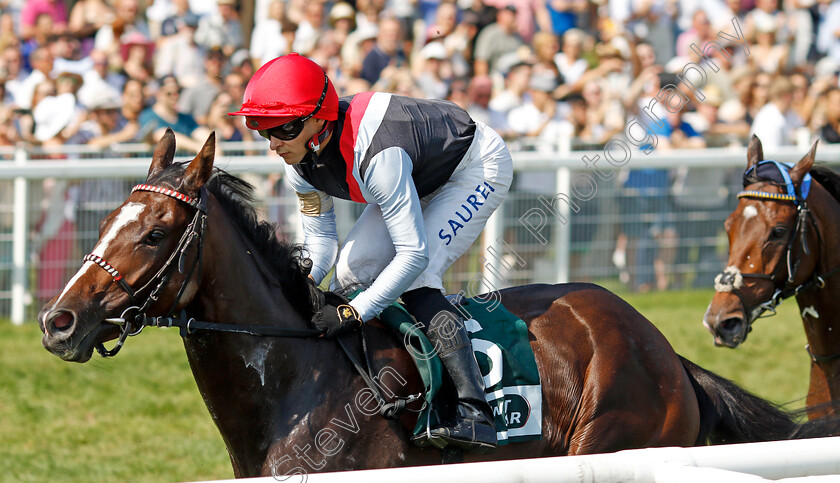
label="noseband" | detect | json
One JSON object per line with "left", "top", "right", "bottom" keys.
{"left": 87, "top": 184, "right": 209, "bottom": 357}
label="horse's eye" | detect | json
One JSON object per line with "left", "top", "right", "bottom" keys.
{"left": 770, "top": 226, "right": 787, "bottom": 240}
{"left": 144, "top": 229, "right": 165, "bottom": 246}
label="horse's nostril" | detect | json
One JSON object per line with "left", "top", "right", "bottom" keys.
{"left": 720, "top": 317, "right": 742, "bottom": 333}
{"left": 51, "top": 311, "right": 75, "bottom": 332}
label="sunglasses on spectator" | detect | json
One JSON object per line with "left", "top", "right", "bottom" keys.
{"left": 258, "top": 73, "right": 329, "bottom": 141}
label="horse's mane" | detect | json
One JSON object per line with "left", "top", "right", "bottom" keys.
{"left": 810, "top": 165, "right": 840, "bottom": 205}
{"left": 152, "top": 162, "right": 316, "bottom": 320}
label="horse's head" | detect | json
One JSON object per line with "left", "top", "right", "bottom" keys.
{"left": 39, "top": 129, "right": 216, "bottom": 362}
{"left": 703, "top": 135, "right": 819, "bottom": 347}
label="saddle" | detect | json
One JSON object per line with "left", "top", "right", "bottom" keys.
{"left": 338, "top": 291, "right": 543, "bottom": 447}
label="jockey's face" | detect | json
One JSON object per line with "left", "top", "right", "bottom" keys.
{"left": 269, "top": 118, "right": 326, "bottom": 165}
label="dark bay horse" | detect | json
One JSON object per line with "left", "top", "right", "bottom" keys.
{"left": 40, "top": 130, "right": 839, "bottom": 477}
{"left": 704, "top": 135, "right": 840, "bottom": 415}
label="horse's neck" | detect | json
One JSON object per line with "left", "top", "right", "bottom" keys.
{"left": 796, "top": 188, "right": 840, "bottom": 358}
{"left": 182, "top": 201, "right": 357, "bottom": 475}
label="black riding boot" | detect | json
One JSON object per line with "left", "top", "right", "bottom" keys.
{"left": 413, "top": 312, "right": 497, "bottom": 453}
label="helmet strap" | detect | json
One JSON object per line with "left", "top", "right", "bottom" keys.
{"left": 308, "top": 120, "right": 334, "bottom": 153}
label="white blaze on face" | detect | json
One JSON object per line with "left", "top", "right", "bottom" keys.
{"left": 743, "top": 205, "right": 758, "bottom": 220}
{"left": 53, "top": 202, "right": 146, "bottom": 308}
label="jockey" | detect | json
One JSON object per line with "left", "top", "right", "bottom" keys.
{"left": 230, "top": 53, "right": 512, "bottom": 453}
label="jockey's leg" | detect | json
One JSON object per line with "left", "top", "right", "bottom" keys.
{"left": 402, "top": 286, "right": 497, "bottom": 453}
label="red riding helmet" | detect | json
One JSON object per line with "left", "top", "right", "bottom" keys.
{"left": 229, "top": 53, "right": 339, "bottom": 130}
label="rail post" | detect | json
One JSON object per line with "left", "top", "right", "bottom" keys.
{"left": 11, "top": 147, "right": 29, "bottom": 325}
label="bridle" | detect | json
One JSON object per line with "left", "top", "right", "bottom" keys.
{"left": 74, "top": 181, "right": 427, "bottom": 419}
{"left": 87, "top": 183, "right": 322, "bottom": 358}
{"left": 714, "top": 161, "right": 840, "bottom": 359}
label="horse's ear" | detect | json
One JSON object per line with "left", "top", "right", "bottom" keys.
{"left": 747, "top": 134, "right": 763, "bottom": 170}
{"left": 790, "top": 139, "right": 818, "bottom": 186}
{"left": 147, "top": 128, "right": 176, "bottom": 181}
{"left": 181, "top": 132, "right": 215, "bottom": 194}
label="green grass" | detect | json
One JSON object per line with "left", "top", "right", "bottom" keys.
{"left": 0, "top": 288, "right": 812, "bottom": 481}
{"left": 0, "top": 325, "right": 231, "bottom": 483}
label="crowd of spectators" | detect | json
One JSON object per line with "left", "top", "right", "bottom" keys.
{"left": 1, "top": 0, "right": 840, "bottom": 153}
{"left": 3, "top": 0, "right": 840, "bottom": 297}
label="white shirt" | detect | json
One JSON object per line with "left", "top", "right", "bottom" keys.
{"left": 750, "top": 102, "right": 793, "bottom": 150}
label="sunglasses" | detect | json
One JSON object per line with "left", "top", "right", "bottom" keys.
{"left": 258, "top": 118, "right": 307, "bottom": 141}
{"left": 257, "top": 71, "right": 330, "bottom": 142}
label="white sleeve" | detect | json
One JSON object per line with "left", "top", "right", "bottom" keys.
{"left": 285, "top": 164, "right": 339, "bottom": 284}
{"left": 350, "top": 148, "right": 429, "bottom": 321}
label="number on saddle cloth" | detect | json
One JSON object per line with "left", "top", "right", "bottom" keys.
{"left": 370, "top": 294, "right": 543, "bottom": 445}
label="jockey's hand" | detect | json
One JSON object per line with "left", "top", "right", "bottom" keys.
{"left": 312, "top": 291, "right": 362, "bottom": 338}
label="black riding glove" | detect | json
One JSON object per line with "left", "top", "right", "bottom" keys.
{"left": 312, "top": 291, "right": 363, "bottom": 337}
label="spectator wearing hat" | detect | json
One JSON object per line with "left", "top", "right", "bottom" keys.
{"left": 158, "top": 0, "right": 201, "bottom": 38}
{"left": 85, "top": 77, "right": 145, "bottom": 147}
{"left": 119, "top": 32, "right": 155, "bottom": 84}
{"left": 328, "top": 2, "right": 356, "bottom": 47}
{"left": 195, "top": 0, "right": 244, "bottom": 57}
{"left": 138, "top": 75, "right": 211, "bottom": 153}
{"left": 180, "top": 48, "right": 226, "bottom": 125}
{"left": 744, "top": 0, "right": 788, "bottom": 45}
{"left": 413, "top": 42, "right": 452, "bottom": 99}
{"left": 748, "top": 16, "right": 789, "bottom": 75}
{"left": 422, "top": 0, "right": 473, "bottom": 78}
{"left": 360, "top": 16, "right": 406, "bottom": 86}
{"left": 473, "top": 5, "right": 525, "bottom": 76}
{"left": 682, "top": 85, "right": 738, "bottom": 147}
{"left": 250, "top": 0, "right": 288, "bottom": 67}
{"left": 67, "top": 89, "right": 123, "bottom": 146}
{"left": 154, "top": 11, "right": 203, "bottom": 88}
{"left": 750, "top": 76, "right": 799, "bottom": 150}
{"left": 19, "top": 0, "right": 68, "bottom": 42}
{"left": 341, "top": 22, "right": 378, "bottom": 80}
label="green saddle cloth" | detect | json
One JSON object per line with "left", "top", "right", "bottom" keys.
{"left": 366, "top": 294, "right": 542, "bottom": 445}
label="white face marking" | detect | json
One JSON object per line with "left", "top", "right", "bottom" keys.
{"left": 92, "top": 202, "right": 146, "bottom": 258}
{"left": 743, "top": 205, "right": 758, "bottom": 220}
{"left": 53, "top": 202, "right": 146, "bottom": 308}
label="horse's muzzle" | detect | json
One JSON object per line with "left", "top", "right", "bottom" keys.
{"left": 711, "top": 316, "right": 749, "bottom": 348}
{"left": 703, "top": 294, "right": 750, "bottom": 348}
{"left": 40, "top": 308, "right": 93, "bottom": 362}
